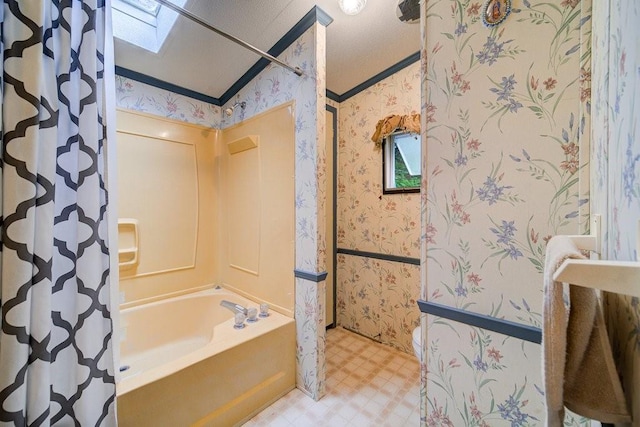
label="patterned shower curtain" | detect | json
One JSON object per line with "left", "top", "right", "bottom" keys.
{"left": 0, "top": 1, "right": 117, "bottom": 425}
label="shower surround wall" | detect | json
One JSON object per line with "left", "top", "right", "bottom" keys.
{"left": 115, "top": 110, "right": 218, "bottom": 304}
{"left": 420, "top": 0, "right": 592, "bottom": 425}
{"left": 217, "top": 103, "right": 296, "bottom": 316}
{"left": 116, "top": 21, "right": 329, "bottom": 401}
{"left": 336, "top": 62, "right": 422, "bottom": 354}
{"left": 592, "top": 1, "right": 640, "bottom": 423}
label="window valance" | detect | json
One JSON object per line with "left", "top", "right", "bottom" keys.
{"left": 371, "top": 113, "right": 421, "bottom": 147}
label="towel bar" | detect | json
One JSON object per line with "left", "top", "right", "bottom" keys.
{"left": 553, "top": 259, "right": 640, "bottom": 298}
{"left": 553, "top": 215, "right": 640, "bottom": 298}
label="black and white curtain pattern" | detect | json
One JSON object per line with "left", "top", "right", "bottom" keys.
{"left": 0, "top": 1, "right": 116, "bottom": 426}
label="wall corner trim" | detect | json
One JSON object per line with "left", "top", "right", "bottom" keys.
{"left": 328, "top": 51, "right": 421, "bottom": 103}
{"left": 315, "top": 7, "right": 334, "bottom": 27}
{"left": 294, "top": 269, "right": 328, "bottom": 282}
{"left": 220, "top": 6, "right": 333, "bottom": 105}
{"left": 115, "top": 66, "right": 222, "bottom": 106}
{"left": 326, "top": 90, "right": 341, "bottom": 103}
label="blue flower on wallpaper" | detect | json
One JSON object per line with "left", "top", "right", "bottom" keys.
{"left": 508, "top": 99, "right": 523, "bottom": 112}
{"left": 297, "top": 60, "right": 310, "bottom": 79}
{"left": 455, "top": 153, "right": 468, "bottom": 166}
{"left": 473, "top": 355, "right": 488, "bottom": 372}
{"left": 490, "top": 75, "right": 523, "bottom": 113}
{"left": 477, "top": 176, "right": 512, "bottom": 205}
{"left": 490, "top": 221, "right": 523, "bottom": 260}
{"left": 455, "top": 23, "right": 468, "bottom": 36}
{"left": 492, "top": 75, "right": 517, "bottom": 100}
{"left": 298, "top": 217, "right": 311, "bottom": 239}
{"left": 507, "top": 244, "right": 524, "bottom": 260}
{"left": 493, "top": 220, "right": 516, "bottom": 244}
{"left": 623, "top": 133, "right": 640, "bottom": 205}
{"left": 476, "top": 36, "right": 506, "bottom": 66}
{"left": 292, "top": 40, "right": 305, "bottom": 57}
{"left": 455, "top": 282, "right": 468, "bottom": 297}
{"left": 510, "top": 149, "right": 532, "bottom": 163}
{"left": 498, "top": 393, "right": 535, "bottom": 426}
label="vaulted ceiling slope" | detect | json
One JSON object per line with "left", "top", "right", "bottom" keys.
{"left": 113, "top": 0, "right": 421, "bottom": 104}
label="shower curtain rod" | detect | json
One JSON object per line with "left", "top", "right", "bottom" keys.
{"left": 153, "top": 0, "right": 304, "bottom": 77}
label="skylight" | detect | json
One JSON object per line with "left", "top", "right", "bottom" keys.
{"left": 112, "top": 0, "right": 186, "bottom": 54}
{"left": 121, "top": 0, "right": 161, "bottom": 16}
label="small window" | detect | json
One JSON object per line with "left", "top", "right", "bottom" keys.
{"left": 119, "top": 0, "right": 161, "bottom": 16}
{"left": 112, "top": 0, "right": 186, "bottom": 54}
{"left": 382, "top": 132, "right": 421, "bottom": 194}
{"left": 113, "top": 0, "right": 159, "bottom": 26}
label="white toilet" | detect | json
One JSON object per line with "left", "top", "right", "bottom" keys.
{"left": 411, "top": 327, "right": 421, "bottom": 361}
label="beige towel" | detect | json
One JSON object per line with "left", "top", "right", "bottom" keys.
{"left": 543, "top": 236, "right": 631, "bottom": 426}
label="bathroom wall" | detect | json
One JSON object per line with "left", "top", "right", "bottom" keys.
{"left": 592, "top": 1, "right": 640, "bottom": 424}
{"left": 335, "top": 61, "right": 422, "bottom": 354}
{"left": 421, "top": 0, "right": 592, "bottom": 425}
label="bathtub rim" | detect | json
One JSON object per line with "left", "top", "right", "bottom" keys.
{"left": 119, "top": 283, "right": 213, "bottom": 311}
{"left": 116, "top": 285, "right": 295, "bottom": 397}
{"left": 119, "top": 282, "right": 293, "bottom": 318}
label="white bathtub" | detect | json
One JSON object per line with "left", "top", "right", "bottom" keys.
{"left": 116, "top": 286, "right": 296, "bottom": 426}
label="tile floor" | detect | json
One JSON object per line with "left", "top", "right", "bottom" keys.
{"left": 243, "top": 327, "right": 421, "bottom": 426}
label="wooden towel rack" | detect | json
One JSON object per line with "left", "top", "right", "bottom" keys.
{"left": 553, "top": 214, "right": 640, "bottom": 298}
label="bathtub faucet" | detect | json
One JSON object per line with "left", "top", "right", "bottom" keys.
{"left": 220, "top": 300, "right": 248, "bottom": 316}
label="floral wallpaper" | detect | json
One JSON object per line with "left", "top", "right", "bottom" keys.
{"left": 115, "top": 22, "right": 329, "bottom": 401}
{"left": 335, "top": 61, "right": 422, "bottom": 354}
{"left": 592, "top": 1, "right": 640, "bottom": 424}
{"left": 421, "top": 0, "right": 593, "bottom": 425}
{"left": 115, "top": 76, "right": 222, "bottom": 128}
{"left": 336, "top": 255, "right": 421, "bottom": 354}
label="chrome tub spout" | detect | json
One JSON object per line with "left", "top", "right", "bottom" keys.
{"left": 220, "top": 300, "right": 248, "bottom": 316}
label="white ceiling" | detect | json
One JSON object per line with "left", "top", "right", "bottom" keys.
{"left": 113, "top": 0, "right": 421, "bottom": 100}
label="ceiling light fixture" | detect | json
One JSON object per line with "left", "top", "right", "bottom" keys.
{"left": 338, "top": 0, "right": 367, "bottom": 15}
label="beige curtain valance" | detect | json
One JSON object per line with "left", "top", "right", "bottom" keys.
{"left": 371, "top": 113, "right": 421, "bottom": 147}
